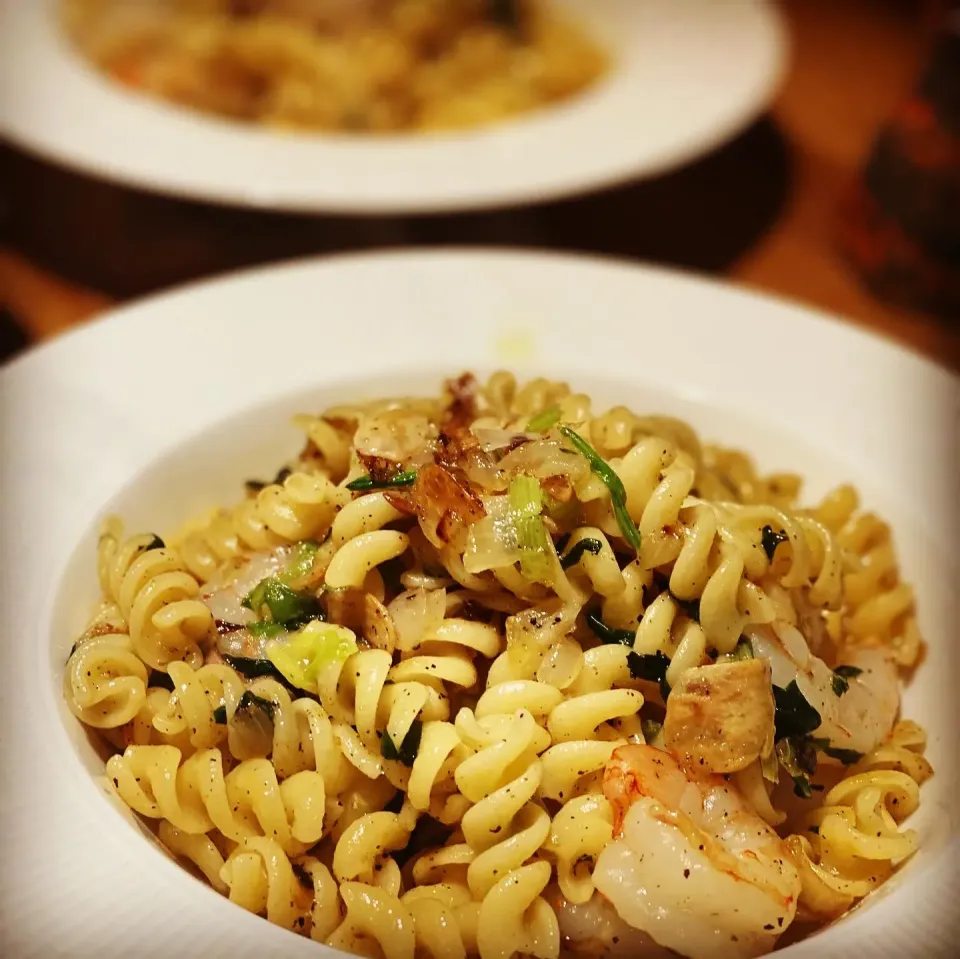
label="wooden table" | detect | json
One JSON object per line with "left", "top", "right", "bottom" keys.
{"left": 2, "top": 0, "right": 958, "bottom": 368}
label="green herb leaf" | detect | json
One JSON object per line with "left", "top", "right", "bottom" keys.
{"left": 148, "top": 672, "right": 175, "bottom": 692}
{"left": 242, "top": 577, "right": 324, "bottom": 628}
{"left": 833, "top": 665, "right": 863, "bottom": 678}
{"left": 808, "top": 737, "right": 864, "bottom": 765}
{"left": 222, "top": 654, "right": 291, "bottom": 686}
{"left": 559, "top": 426, "right": 641, "bottom": 555}
{"left": 213, "top": 705, "right": 227, "bottom": 724}
{"left": 776, "top": 736, "right": 819, "bottom": 798}
{"left": 832, "top": 664, "right": 863, "bottom": 696}
{"left": 346, "top": 470, "right": 417, "bottom": 492}
{"left": 245, "top": 466, "right": 292, "bottom": 495}
{"left": 627, "top": 649, "right": 672, "bottom": 701}
{"left": 733, "top": 637, "right": 754, "bottom": 660}
{"left": 560, "top": 537, "right": 603, "bottom": 569}
{"left": 381, "top": 721, "right": 423, "bottom": 767}
{"left": 586, "top": 610, "right": 635, "bottom": 646}
{"left": 144, "top": 535, "right": 165, "bottom": 551}
{"left": 792, "top": 774, "right": 813, "bottom": 799}
{"left": 526, "top": 405, "right": 562, "bottom": 432}
{"left": 761, "top": 525, "right": 788, "bottom": 561}
{"left": 236, "top": 690, "right": 276, "bottom": 718}
{"left": 773, "top": 680, "right": 822, "bottom": 740}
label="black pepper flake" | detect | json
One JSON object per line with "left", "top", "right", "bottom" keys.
{"left": 683, "top": 868, "right": 690, "bottom": 878}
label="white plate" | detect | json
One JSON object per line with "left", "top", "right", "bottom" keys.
{"left": 1, "top": 250, "right": 957, "bottom": 958}
{"left": 0, "top": 0, "right": 786, "bottom": 213}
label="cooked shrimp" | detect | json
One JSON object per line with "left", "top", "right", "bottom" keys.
{"left": 593, "top": 745, "right": 799, "bottom": 959}
{"left": 746, "top": 621, "right": 899, "bottom": 755}
{"left": 546, "top": 887, "right": 675, "bottom": 959}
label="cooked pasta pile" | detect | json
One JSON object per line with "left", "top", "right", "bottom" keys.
{"left": 62, "top": 0, "right": 607, "bottom": 132}
{"left": 64, "top": 372, "right": 932, "bottom": 959}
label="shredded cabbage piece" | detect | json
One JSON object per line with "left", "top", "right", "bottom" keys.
{"left": 266, "top": 621, "right": 358, "bottom": 691}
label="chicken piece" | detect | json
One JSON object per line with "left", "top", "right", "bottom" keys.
{"left": 663, "top": 658, "right": 774, "bottom": 774}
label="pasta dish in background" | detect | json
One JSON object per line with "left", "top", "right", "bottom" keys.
{"left": 62, "top": 0, "right": 608, "bottom": 132}
{"left": 64, "top": 372, "right": 932, "bottom": 958}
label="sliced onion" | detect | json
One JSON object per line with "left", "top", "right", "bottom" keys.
{"left": 463, "top": 496, "right": 520, "bottom": 574}
{"left": 499, "top": 437, "right": 590, "bottom": 485}
{"left": 388, "top": 587, "right": 447, "bottom": 652}
{"left": 472, "top": 428, "right": 539, "bottom": 452}
{"left": 353, "top": 409, "right": 435, "bottom": 463}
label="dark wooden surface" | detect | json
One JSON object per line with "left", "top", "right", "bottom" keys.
{"left": 1, "top": 0, "right": 958, "bottom": 368}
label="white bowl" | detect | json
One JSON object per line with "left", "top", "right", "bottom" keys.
{"left": 0, "top": 0, "right": 786, "bottom": 213}
{"left": 1, "top": 250, "right": 957, "bottom": 957}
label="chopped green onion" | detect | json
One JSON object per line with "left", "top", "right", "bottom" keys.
{"left": 381, "top": 721, "right": 423, "bottom": 767}
{"left": 213, "top": 705, "right": 227, "bottom": 724}
{"left": 559, "top": 426, "right": 641, "bottom": 554}
{"left": 242, "top": 577, "right": 324, "bottom": 628}
{"left": 266, "top": 622, "right": 358, "bottom": 692}
{"left": 346, "top": 470, "right": 417, "bottom": 492}
{"left": 509, "top": 475, "right": 553, "bottom": 583}
{"left": 586, "top": 610, "right": 635, "bottom": 646}
{"left": 560, "top": 537, "right": 603, "bottom": 569}
{"left": 526, "top": 405, "right": 562, "bottom": 432}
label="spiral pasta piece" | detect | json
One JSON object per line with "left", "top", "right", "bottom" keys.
{"left": 99, "top": 523, "right": 212, "bottom": 669}
{"left": 785, "top": 720, "right": 929, "bottom": 918}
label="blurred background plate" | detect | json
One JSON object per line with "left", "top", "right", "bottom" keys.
{"left": 0, "top": 0, "right": 786, "bottom": 214}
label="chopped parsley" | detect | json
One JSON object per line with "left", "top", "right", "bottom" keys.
{"left": 381, "top": 721, "right": 423, "bottom": 767}
{"left": 761, "top": 525, "right": 788, "bottom": 561}
{"left": 586, "top": 610, "right": 635, "bottom": 646}
{"left": 773, "top": 680, "right": 822, "bottom": 740}
{"left": 831, "top": 664, "right": 863, "bottom": 697}
{"left": 627, "top": 649, "right": 671, "bottom": 702}
{"left": 560, "top": 537, "right": 604, "bottom": 570}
